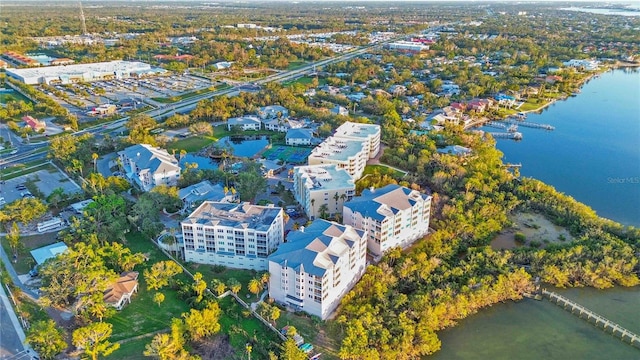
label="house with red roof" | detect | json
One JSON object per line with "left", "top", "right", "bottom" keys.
{"left": 22, "top": 115, "right": 46, "bottom": 132}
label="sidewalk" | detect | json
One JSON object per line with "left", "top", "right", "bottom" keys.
{"left": 0, "top": 279, "right": 27, "bottom": 357}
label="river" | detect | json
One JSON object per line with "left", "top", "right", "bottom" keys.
{"left": 430, "top": 69, "right": 640, "bottom": 359}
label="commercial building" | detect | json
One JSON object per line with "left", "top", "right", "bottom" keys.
{"left": 268, "top": 219, "right": 367, "bottom": 320}
{"left": 22, "top": 115, "right": 46, "bottom": 132}
{"left": 333, "top": 121, "right": 381, "bottom": 159}
{"left": 343, "top": 184, "right": 431, "bottom": 257}
{"left": 117, "top": 144, "right": 181, "bottom": 192}
{"left": 6, "top": 60, "right": 164, "bottom": 85}
{"left": 384, "top": 41, "right": 430, "bottom": 53}
{"left": 181, "top": 202, "right": 284, "bottom": 270}
{"left": 293, "top": 164, "right": 355, "bottom": 219}
{"left": 307, "top": 137, "right": 368, "bottom": 180}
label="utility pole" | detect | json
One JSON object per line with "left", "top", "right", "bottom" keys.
{"left": 79, "top": 1, "right": 88, "bottom": 36}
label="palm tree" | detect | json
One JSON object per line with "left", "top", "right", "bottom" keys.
{"left": 248, "top": 278, "right": 263, "bottom": 299}
{"left": 92, "top": 153, "right": 99, "bottom": 173}
{"left": 310, "top": 198, "right": 316, "bottom": 219}
{"left": 333, "top": 193, "right": 340, "bottom": 214}
{"left": 260, "top": 272, "right": 270, "bottom": 287}
{"left": 318, "top": 204, "right": 329, "bottom": 220}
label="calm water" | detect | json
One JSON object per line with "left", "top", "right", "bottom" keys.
{"left": 430, "top": 70, "right": 640, "bottom": 359}
{"left": 495, "top": 69, "right": 640, "bottom": 227}
{"left": 179, "top": 154, "right": 218, "bottom": 170}
{"left": 431, "top": 287, "right": 640, "bottom": 360}
{"left": 216, "top": 135, "right": 269, "bottom": 158}
{"left": 561, "top": 7, "right": 640, "bottom": 17}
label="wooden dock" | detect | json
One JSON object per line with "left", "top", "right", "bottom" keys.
{"left": 507, "top": 119, "right": 555, "bottom": 130}
{"left": 488, "top": 132, "right": 523, "bottom": 140}
{"left": 542, "top": 289, "right": 640, "bottom": 348}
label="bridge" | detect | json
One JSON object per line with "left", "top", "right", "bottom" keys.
{"left": 542, "top": 289, "right": 640, "bottom": 348}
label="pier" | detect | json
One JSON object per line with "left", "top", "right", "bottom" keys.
{"left": 485, "top": 121, "right": 507, "bottom": 130}
{"left": 488, "top": 132, "right": 522, "bottom": 140}
{"left": 542, "top": 289, "right": 640, "bottom": 349}
{"left": 507, "top": 119, "right": 555, "bottom": 130}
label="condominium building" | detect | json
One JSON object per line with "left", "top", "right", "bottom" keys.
{"left": 307, "top": 136, "right": 368, "bottom": 180}
{"left": 293, "top": 164, "right": 355, "bottom": 220}
{"left": 268, "top": 219, "right": 367, "bottom": 320}
{"left": 181, "top": 202, "right": 284, "bottom": 270}
{"left": 117, "top": 144, "right": 181, "bottom": 192}
{"left": 343, "top": 184, "right": 431, "bottom": 257}
{"left": 333, "top": 121, "right": 381, "bottom": 159}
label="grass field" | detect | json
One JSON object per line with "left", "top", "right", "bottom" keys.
{"left": 184, "top": 262, "right": 260, "bottom": 300}
{"left": 282, "top": 76, "right": 327, "bottom": 87}
{"left": 363, "top": 164, "right": 406, "bottom": 178}
{"left": 0, "top": 90, "right": 32, "bottom": 105}
{"left": 1, "top": 160, "right": 54, "bottom": 180}
{"left": 166, "top": 136, "right": 218, "bottom": 153}
{"left": 107, "top": 232, "right": 191, "bottom": 342}
{"left": 1, "top": 232, "right": 59, "bottom": 274}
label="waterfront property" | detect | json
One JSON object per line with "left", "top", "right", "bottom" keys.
{"left": 227, "top": 116, "right": 262, "bottom": 131}
{"left": 5, "top": 60, "right": 164, "bottom": 85}
{"left": 293, "top": 164, "right": 355, "bottom": 219}
{"left": 286, "top": 128, "right": 315, "bottom": 146}
{"left": 268, "top": 219, "right": 367, "bottom": 320}
{"left": 333, "top": 121, "right": 381, "bottom": 159}
{"left": 181, "top": 202, "right": 284, "bottom": 270}
{"left": 257, "top": 105, "right": 289, "bottom": 120}
{"left": 343, "top": 184, "right": 431, "bottom": 257}
{"left": 117, "top": 144, "right": 181, "bottom": 192}
{"left": 307, "top": 136, "right": 368, "bottom": 180}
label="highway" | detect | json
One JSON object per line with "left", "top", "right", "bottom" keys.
{"left": 2, "top": 37, "right": 401, "bottom": 167}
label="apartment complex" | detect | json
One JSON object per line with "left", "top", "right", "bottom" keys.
{"left": 333, "top": 121, "right": 381, "bottom": 159}
{"left": 343, "top": 184, "right": 431, "bottom": 257}
{"left": 293, "top": 164, "right": 355, "bottom": 219}
{"left": 181, "top": 202, "right": 284, "bottom": 270}
{"left": 307, "top": 137, "right": 368, "bottom": 180}
{"left": 117, "top": 144, "right": 181, "bottom": 192}
{"left": 268, "top": 219, "right": 367, "bottom": 320}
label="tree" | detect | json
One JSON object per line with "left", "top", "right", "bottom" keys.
{"left": 227, "top": 278, "right": 241, "bottom": 294}
{"left": 126, "top": 114, "right": 157, "bottom": 145}
{"left": 270, "top": 306, "right": 281, "bottom": 323}
{"left": 182, "top": 302, "right": 222, "bottom": 341}
{"left": 318, "top": 204, "right": 329, "bottom": 220}
{"left": 72, "top": 322, "right": 120, "bottom": 360}
{"left": 92, "top": 153, "right": 99, "bottom": 172}
{"left": 236, "top": 168, "right": 267, "bottom": 202}
{"left": 248, "top": 278, "right": 263, "bottom": 299}
{"left": 153, "top": 292, "right": 166, "bottom": 307}
{"left": 211, "top": 279, "right": 226, "bottom": 296}
{"left": 26, "top": 320, "right": 67, "bottom": 360}
{"left": 188, "top": 121, "right": 214, "bottom": 136}
{"left": 0, "top": 198, "right": 47, "bottom": 224}
{"left": 6, "top": 222, "right": 21, "bottom": 258}
{"left": 191, "top": 272, "right": 207, "bottom": 303}
{"left": 144, "top": 261, "right": 184, "bottom": 291}
{"left": 84, "top": 194, "right": 129, "bottom": 243}
{"left": 280, "top": 338, "right": 307, "bottom": 360}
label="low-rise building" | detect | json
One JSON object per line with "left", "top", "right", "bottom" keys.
{"left": 293, "top": 164, "right": 355, "bottom": 219}
{"left": 22, "top": 115, "right": 46, "bottom": 132}
{"left": 117, "top": 144, "right": 181, "bottom": 191}
{"left": 308, "top": 136, "right": 368, "bottom": 180}
{"left": 330, "top": 105, "right": 349, "bottom": 116}
{"left": 384, "top": 41, "right": 430, "bottom": 54}
{"left": 268, "top": 219, "right": 367, "bottom": 320}
{"left": 103, "top": 272, "right": 139, "bottom": 310}
{"left": 343, "top": 184, "right": 431, "bottom": 257}
{"left": 181, "top": 202, "right": 284, "bottom": 270}
{"left": 263, "top": 118, "right": 304, "bottom": 132}
{"left": 257, "top": 105, "right": 289, "bottom": 120}
{"left": 227, "top": 116, "right": 262, "bottom": 131}
{"left": 333, "top": 121, "right": 381, "bottom": 159}
{"left": 286, "top": 128, "right": 315, "bottom": 146}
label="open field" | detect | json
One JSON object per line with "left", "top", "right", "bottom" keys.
{"left": 166, "top": 135, "right": 218, "bottom": 153}
{"left": 491, "top": 211, "right": 575, "bottom": 250}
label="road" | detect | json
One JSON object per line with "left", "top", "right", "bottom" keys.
{"left": 2, "top": 36, "right": 404, "bottom": 167}
{"left": 0, "top": 280, "right": 26, "bottom": 360}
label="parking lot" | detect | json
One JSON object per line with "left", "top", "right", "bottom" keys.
{"left": 39, "top": 73, "right": 216, "bottom": 123}
{"left": 1, "top": 168, "right": 81, "bottom": 205}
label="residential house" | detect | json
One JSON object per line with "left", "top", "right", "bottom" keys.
{"left": 263, "top": 118, "right": 304, "bottom": 132}
{"left": 117, "top": 144, "right": 181, "bottom": 191}
{"left": 343, "top": 184, "right": 431, "bottom": 257}
{"left": 545, "top": 75, "right": 563, "bottom": 84}
{"left": 268, "top": 219, "right": 367, "bottom": 320}
{"left": 388, "top": 84, "right": 407, "bottom": 96}
{"left": 308, "top": 136, "right": 368, "bottom": 180}
{"left": 468, "top": 99, "right": 492, "bottom": 113}
{"left": 563, "top": 59, "right": 599, "bottom": 71}
{"left": 286, "top": 128, "right": 315, "bottom": 146}
{"left": 257, "top": 105, "right": 289, "bottom": 120}
{"left": 319, "top": 85, "right": 340, "bottom": 96}
{"left": 227, "top": 116, "right": 261, "bottom": 131}
{"left": 294, "top": 164, "right": 355, "bottom": 219}
{"left": 437, "top": 145, "right": 472, "bottom": 156}
{"left": 333, "top": 121, "right": 381, "bottom": 159}
{"left": 330, "top": 105, "right": 349, "bottom": 116}
{"left": 181, "top": 202, "right": 284, "bottom": 270}
{"left": 22, "top": 115, "right": 46, "bottom": 132}
{"left": 103, "top": 272, "right": 139, "bottom": 310}
{"left": 179, "top": 180, "right": 236, "bottom": 211}
{"left": 213, "top": 61, "right": 233, "bottom": 70}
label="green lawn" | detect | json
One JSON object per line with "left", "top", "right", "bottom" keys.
{"left": 1, "top": 233, "right": 59, "bottom": 274}
{"left": 106, "top": 337, "right": 150, "bottom": 360}
{"left": 1, "top": 161, "right": 54, "bottom": 180}
{"left": 185, "top": 263, "right": 259, "bottom": 300}
{"left": 166, "top": 136, "right": 218, "bottom": 153}
{"left": 363, "top": 164, "right": 406, "bottom": 178}
{"left": 282, "top": 76, "right": 327, "bottom": 87}
{"left": 107, "top": 232, "right": 191, "bottom": 342}
{"left": 286, "top": 61, "right": 308, "bottom": 71}
{"left": 0, "top": 90, "right": 32, "bottom": 105}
